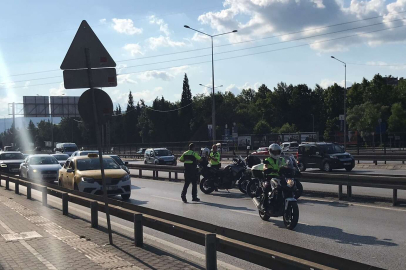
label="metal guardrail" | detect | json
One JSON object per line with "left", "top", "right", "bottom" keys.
{"left": 0, "top": 173, "right": 383, "bottom": 270}
{"left": 127, "top": 164, "right": 406, "bottom": 206}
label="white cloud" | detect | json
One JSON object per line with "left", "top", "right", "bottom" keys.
{"left": 133, "top": 87, "right": 164, "bottom": 102}
{"left": 366, "top": 61, "right": 406, "bottom": 70}
{"left": 197, "top": 0, "right": 406, "bottom": 52}
{"left": 117, "top": 64, "right": 127, "bottom": 73}
{"left": 117, "top": 74, "right": 137, "bottom": 84}
{"left": 99, "top": 18, "right": 107, "bottom": 24}
{"left": 137, "top": 70, "right": 174, "bottom": 81}
{"left": 320, "top": 79, "right": 352, "bottom": 88}
{"left": 123, "top": 43, "right": 144, "bottom": 56}
{"left": 147, "top": 36, "right": 186, "bottom": 50}
{"left": 49, "top": 82, "right": 66, "bottom": 96}
{"left": 112, "top": 18, "right": 143, "bottom": 35}
{"left": 191, "top": 32, "right": 211, "bottom": 42}
{"left": 169, "top": 65, "right": 190, "bottom": 75}
{"left": 0, "top": 81, "right": 15, "bottom": 90}
{"left": 23, "top": 81, "right": 30, "bottom": 89}
{"left": 111, "top": 89, "right": 129, "bottom": 105}
{"left": 225, "top": 82, "right": 261, "bottom": 95}
{"left": 149, "top": 15, "right": 170, "bottom": 36}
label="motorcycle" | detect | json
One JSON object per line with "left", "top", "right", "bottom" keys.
{"left": 237, "top": 155, "right": 262, "bottom": 194}
{"left": 199, "top": 153, "right": 247, "bottom": 194}
{"left": 246, "top": 154, "right": 303, "bottom": 199}
{"left": 251, "top": 164, "right": 300, "bottom": 230}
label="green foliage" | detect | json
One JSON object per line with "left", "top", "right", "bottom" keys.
{"left": 253, "top": 120, "right": 271, "bottom": 134}
{"left": 388, "top": 103, "right": 406, "bottom": 132}
{"left": 347, "top": 102, "right": 380, "bottom": 136}
{"left": 279, "top": 123, "right": 297, "bottom": 133}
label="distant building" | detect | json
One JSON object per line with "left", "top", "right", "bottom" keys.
{"left": 383, "top": 76, "right": 399, "bottom": 86}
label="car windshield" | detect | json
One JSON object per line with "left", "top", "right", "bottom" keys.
{"left": 30, "top": 156, "right": 59, "bottom": 165}
{"left": 154, "top": 150, "right": 171, "bottom": 156}
{"left": 321, "top": 144, "right": 345, "bottom": 154}
{"left": 53, "top": 154, "right": 69, "bottom": 160}
{"left": 64, "top": 146, "right": 78, "bottom": 152}
{"left": 111, "top": 156, "right": 124, "bottom": 165}
{"left": 79, "top": 151, "right": 98, "bottom": 156}
{"left": 76, "top": 158, "right": 120, "bottom": 171}
{"left": 0, "top": 153, "right": 25, "bottom": 160}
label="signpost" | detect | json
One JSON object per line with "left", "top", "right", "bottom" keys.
{"left": 61, "top": 20, "right": 117, "bottom": 244}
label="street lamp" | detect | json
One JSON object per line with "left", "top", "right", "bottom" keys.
{"left": 331, "top": 56, "right": 347, "bottom": 151}
{"left": 185, "top": 25, "right": 237, "bottom": 143}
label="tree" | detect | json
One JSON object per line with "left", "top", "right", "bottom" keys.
{"left": 388, "top": 103, "right": 406, "bottom": 132}
{"left": 125, "top": 91, "right": 139, "bottom": 143}
{"left": 347, "top": 102, "right": 380, "bottom": 137}
{"left": 179, "top": 73, "right": 193, "bottom": 140}
{"left": 279, "top": 123, "right": 297, "bottom": 133}
{"left": 253, "top": 120, "right": 271, "bottom": 134}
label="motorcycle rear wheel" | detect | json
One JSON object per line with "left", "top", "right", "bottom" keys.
{"left": 283, "top": 201, "right": 299, "bottom": 230}
{"left": 200, "top": 177, "right": 215, "bottom": 194}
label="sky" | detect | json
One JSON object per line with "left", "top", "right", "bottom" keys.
{"left": 1, "top": 0, "right": 406, "bottom": 130}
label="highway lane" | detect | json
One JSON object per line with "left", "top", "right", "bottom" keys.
{"left": 128, "top": 168, "right": 406, "bottom": 201}
{"left": 126, "top": 177, "right": 406, "bottom": 270}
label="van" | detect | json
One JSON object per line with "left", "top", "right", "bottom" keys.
{"left": 55, "top": 143, "right": 78, "bottom": 157}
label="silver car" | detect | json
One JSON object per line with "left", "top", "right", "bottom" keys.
{"left": 19, "top": 154, "right": 61, "bottom": 183}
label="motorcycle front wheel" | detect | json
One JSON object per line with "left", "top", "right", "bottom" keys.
{"left": 259, "top": 210, "right": 270, "bottom": 221}
{"left": 294, "top": 180, "right": 303, "bottom": 199}
{"left": 238, "top": 179, "right": 249, "bottom": 194}
{"left": 200, "top": 177, "right": 215, "bottom": 194}
{"left": 246, "top": 179, "right": 259, "bottom": 198}
{"left": 283, "top": 201, "right": 299, "bottom": 230}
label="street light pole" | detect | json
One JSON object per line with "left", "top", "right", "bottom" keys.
{"left": 184, "top": 25, "right": 237, "bottom": 143}
{"left": 331, "top": 56, "right": 347, "bottom": 151}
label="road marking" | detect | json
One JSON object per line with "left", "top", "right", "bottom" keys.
{"left": 302, "top": 196, "right": 406, "bottom": 212}
{"left": 0, "top": 215, "right": 57, "bottom": 270}
{"left": 22, "top": 191, "right": 244, "bottom": 270}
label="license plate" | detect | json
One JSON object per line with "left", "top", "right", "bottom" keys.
{"left": 107, "top": 186, "right": 118, "bottom": 191}
{"left": 344, "top": 163, "right": 351, "bottom": 166}
{"left": 10, "top": 168, "right": 18, "bottom": 172}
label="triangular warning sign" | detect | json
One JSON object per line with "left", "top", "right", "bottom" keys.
{"left": 60, "top": 20, "right": 116, "bottom": 70}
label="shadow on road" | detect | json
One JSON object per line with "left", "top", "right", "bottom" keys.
{"left": 197, "top": 200, "right": 256, "bottom": 212}
{"left": 295, "top": 224, "right": 398, "bottom": 247}
{"left": 126, "top": 198, "right": 148, "bottom": 206}
{"left": 131, "top": 185, "right": 141, "bottom": 190}
{"left": 299, "top": 198, "right": 350, "bottom": 208}
{"left": 210, "top": 191, "right": 247, "bottom": 199}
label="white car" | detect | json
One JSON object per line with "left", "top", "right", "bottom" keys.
{"left": 19, "top": 154, "right": 61, "bottom": 183}
{"left": 281, "top": 142, "right": 299, "bottom": 152}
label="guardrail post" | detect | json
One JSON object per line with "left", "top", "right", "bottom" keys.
{"left": 175, "top": 172, "right": 178, "bottom": 180}
{"left": 156, "top": 171, "right": 159, "bottom": 179}
{"left": 5, "top": 176, "right": 9, "bottom": 190}
{"left": 338, "top": 185, "right": 343, "bottom": 200}
{"left": 393, "top": 189, "right": 398, "bottom": 206}
{"left": 169, "top": 172, "right": 172, "bottom": 181}
{"left": 27, "top": 183, "right": 31, "bottom": 199}
{"left": 62, "top": 193, "right": 68, "bottom": 215}
{"left": 0, "top": 176, "right": 2, "bottom": 187}
{"left": 374, "top": 159, "right": 377, "bottom": 165}
{"left": 91, "top": 201, "right": 98, "bottom": 228}
{"left": 205, "top": 233, "right": 217, "bottom": 270}
{"left": 138, "top": 169, "right": 142, "bottom": 178}
{"left": 347, "top": 185, "right": 352, "bottom": 198}
{"left": 134, "top": 214, "right": 143, "bottom": 247}
{"left": 42, "top": 187, "right": 47, "bottom": 206}
{"left": 15, "top": 179, "right": 19, "bottom": 194}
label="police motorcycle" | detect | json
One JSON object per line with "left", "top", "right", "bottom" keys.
{"left": 246, "top": 154, "right": 303, "bottom": 199}
{"left": 237, "top": 155, "right": 262, "bottom": 194}
{"left": 198, "top": 148, "right": 247, "bottom": 194}
{"left": 250, "top": 159, "right": 300, "bottom": 230}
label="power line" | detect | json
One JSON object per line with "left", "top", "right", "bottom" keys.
{"left": 8, "top": 23, "right": 406, "bottom": 89}
{"left": 6, "top": 9, "right": 406, "bottom": 78}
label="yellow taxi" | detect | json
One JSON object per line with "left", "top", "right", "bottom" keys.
{"left": 58, "top": 153, "right": 131, "bottom": 200}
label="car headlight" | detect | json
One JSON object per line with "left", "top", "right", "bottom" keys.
{"left": 81, "top": 177, "right": 95, "bottom": 183}
{"left": 122, "top": 174, "right": 130, "bottom": 181}
{"left": 33, "top": 169, "right": 37, "bottom": 173}
{"left": 0, "top": 164, "right": 7, "bottom": 167}
{"left": 330, "top": 155, "right": 338, "bottom": 159}
{"left": 286, "top": 178, "right": 295, "bottom": 188}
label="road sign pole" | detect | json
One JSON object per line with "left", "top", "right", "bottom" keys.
{"left": 85, "top": 48, "right": 113, "bottom": 245}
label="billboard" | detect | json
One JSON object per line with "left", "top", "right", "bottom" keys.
{"left": 23, "top": 96, "right": 50, "bottom": 117}
{"left": 50, "top": 96, "right": 80, "bottom": 117}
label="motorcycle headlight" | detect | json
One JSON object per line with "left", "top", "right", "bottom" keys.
{"left": 286, "top": 178, "right": 295, "bottom": 188}
{"left": 122, "top": 174, "right": 130, "bottom": 181}
{"left": 81, "top": 177, "right": 95, "bottom": 183}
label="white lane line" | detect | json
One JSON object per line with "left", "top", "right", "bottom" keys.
{"left": 302, "top": 196, "right": 406, "bottom": 212}
{"left": 30, "top": 192, "right": 244, "bottom": 270}
{"left": 0, "top": 215, "right": 57, "bottom": 270}
{"left": 153, "top": 195, "right": 311, "bottom": 226}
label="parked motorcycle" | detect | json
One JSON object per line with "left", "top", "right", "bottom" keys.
{"left": 251, "top": 164, "right": 300, "bottom": 230}
{"left": 246, "top": 154, "right": 303, "bottom": 199}
{"left": 237, "top": 155, "right": 262, "bottom": 194}
{"left": 199, "top": 152, "right": 247, "bottom": 194}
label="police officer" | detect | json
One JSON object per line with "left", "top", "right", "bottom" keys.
{"left": 179, "top": 143, "right": 201, "bottom": 203}
{"left": 209, "top": 144, "right": 221, "bottom": 169}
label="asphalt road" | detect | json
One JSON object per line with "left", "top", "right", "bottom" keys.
{"left": 126, "top": 177, "right": 406, "bottom": 269}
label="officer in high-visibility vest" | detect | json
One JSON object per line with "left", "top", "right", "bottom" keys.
{"left": 179, "top": 143, "right": 201, "bottom": 203}
{"left": 209, "top": 144, "right": 221, "bottom": 169}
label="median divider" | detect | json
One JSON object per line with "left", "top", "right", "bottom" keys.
{"left": 0, "top": 173, "right": 383, "bottom": 270}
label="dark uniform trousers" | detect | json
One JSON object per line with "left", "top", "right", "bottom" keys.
{"left": 182, "top": 164, "right": 198, "bottom": 199}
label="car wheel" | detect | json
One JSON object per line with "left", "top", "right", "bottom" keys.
{"left": 345, "top": 166, "right": 353, "bottom": 172}
{"left": 323, "top": 162, "right": 332, "bottom": 172}
{"left": 121, "top": 194, "right": 130, "bottom": 201}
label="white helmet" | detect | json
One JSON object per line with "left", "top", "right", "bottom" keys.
{"left": 268, "top": 143, "right": 282, "bottom": 159}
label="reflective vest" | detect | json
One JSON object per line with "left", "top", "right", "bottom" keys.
{"left": 264, "top": 157, "right": 285, "bottom": 176}
{"left": 209, "top": 151, "right": 220, "bottom": 166}
{"left": 179, "top": 150, "right": 201, "bottom": 165}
